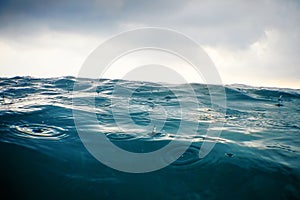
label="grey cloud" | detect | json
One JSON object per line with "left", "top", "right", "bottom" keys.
{"left": 0, "top": 0, "right": 299, "bottom": 87}
{"left": 0, "top": 0, "right": 185, "bottom": 36}
{"left": 1, "top": 0, "right": 299, "bottom": 48}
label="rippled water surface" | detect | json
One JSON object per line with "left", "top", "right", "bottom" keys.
{"left": 1, "top": 77, "right": 300, "bottom": 200}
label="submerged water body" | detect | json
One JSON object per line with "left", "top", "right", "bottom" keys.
{"left": 0, "top": 76, "right": 300, "bottom": 200}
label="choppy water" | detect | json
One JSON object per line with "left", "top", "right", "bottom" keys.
{"left": 1, "top": 76, "right": 300, "bottom": 200}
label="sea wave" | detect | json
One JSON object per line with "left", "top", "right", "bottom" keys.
{"left": 0, "top": 77, "right": 299, "bottom": 199}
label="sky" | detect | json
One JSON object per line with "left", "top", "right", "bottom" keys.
{"left": 0, "top": 0, "right": 299, "bottom": 88}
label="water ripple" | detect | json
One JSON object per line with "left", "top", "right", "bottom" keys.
{"left": 166, "top": 144, "right": 202, "bottom": 169}
{"left": 11, "top": 124, "right": 68, "bottom": 140}
{"left": 106, "top": 132, "right": 138, "bottom": 141}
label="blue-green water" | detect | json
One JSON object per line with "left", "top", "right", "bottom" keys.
{"left": 0, "top": 76, "right": 300, "bottom": 199}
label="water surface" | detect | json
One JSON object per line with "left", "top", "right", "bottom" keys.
{"left": 1, "top": 77, "right": 300, "bottom": 199}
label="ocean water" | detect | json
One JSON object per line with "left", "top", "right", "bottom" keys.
{"left": 0, "top": 76, "right": 300, "bottom": 200}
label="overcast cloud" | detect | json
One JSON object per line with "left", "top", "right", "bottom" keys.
{"left": 0, "top": 0, "right": 299, "bottom": 88}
